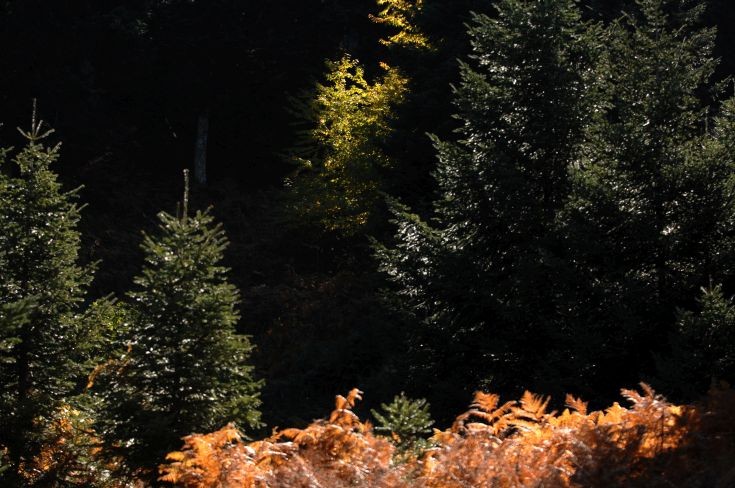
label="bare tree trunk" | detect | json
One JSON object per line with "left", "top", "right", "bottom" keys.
{"left": 194, "top": 109, "right": 209, "bottom": 185}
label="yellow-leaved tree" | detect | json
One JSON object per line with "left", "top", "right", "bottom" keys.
{"left": 370, "top": 0, "right": 431, "bottom": 50}
{"left": 287, "top": 56, "right": 408, "bottom": 235}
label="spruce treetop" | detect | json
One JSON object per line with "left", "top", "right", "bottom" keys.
{"left": 0, "top": 108, "right": 95, "bottom": 482}
{"left": 99, "top": 170, "right": 262, "bottom": 475}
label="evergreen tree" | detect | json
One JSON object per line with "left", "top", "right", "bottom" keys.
{"left": 370, "top": 0, "right": 492, "bottom": 215}
{"left": 99, "top": 172, "right": 262, "bottom": 476}
{"left": 562, "top": 0, "right": 730, "bottom": 393}
{"left": 0, "top": 301, "right": 27, "bottom": 479}
{"left": 0, "top": 119, "right": 94, "bottom": 482}
{"left": 657, "top": 286, "right": 735, "bottom": 398}
{"left": 371, "top": 392, "right": 434, "bottom": 457}
{"left": 0, "top": 300, "right": 30, "bottom": 389}
{"left": 654, "top": 93, "right": 735, "bottom": 398}
{"left": 378, "top": 0, "right": 599, "bottom": 414}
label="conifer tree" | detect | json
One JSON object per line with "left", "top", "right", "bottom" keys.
{"left": 99, "top": 171, "right": 262, "bottom": 475}
{"left": 657, "top": 286, "right": 735, "bottom": 397}
{"left": 371, "top": 392, "right": 434, "bottom": 457}
{"left": 370, "top": 0, "right": 491, "bottom": 215}
{"left": 0, "top": 301, "right": 30, "bottom": 394}
{"left": 378, "top": 0, "right": 599, "bottom": 410}
{"left": 562, "top": 0, "right": 731, "bottom": 391}
{"left": 0, "top": 116, "right": 94, "bottom": 481}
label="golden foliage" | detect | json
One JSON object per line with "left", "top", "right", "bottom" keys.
{"left": 160, "top": 388, "right": 403, "bottom": 487}
{"left": 161, "top": 384, "right": 735, "bottom": 487}
{"left": 370, "top": 0, "right": 431, "bottom": 50}
{"left": 289, "top": 55, "right": 408, "bottom": 234}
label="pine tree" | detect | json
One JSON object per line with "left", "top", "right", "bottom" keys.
{"left": 99, "top": 172, "right": 262, "bottom": 475}
{"left": 562, "top": 0, "right": 729, "bottom": 392}
{"left": 378, "top": 0, "right": 599, "bottom": 413}
{"left": 0, "top": 116, "right": 94, "bottom": 482}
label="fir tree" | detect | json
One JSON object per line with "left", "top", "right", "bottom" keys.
{"left": 378, "top": 0, "right": 599, "bottom": 412}
{"left": 657, "top": 286, "right": 735, "bottom": 397}
{"left": 653, "top": 93, "right": 735, "bottom": 397}
{"left": 371, "top": 392, "right": 434, "bottom": 457}
{"left": 99, "top": 172, "right": 262, "bottom": 476}
{"left": 0, "top": 301, "right": 29, "bottom": 384}
{"left": 562, "top": 0, "right": 730, "bottom": 392}
{"left": 0, "top": 115, "right": 94, "bottom": 482}
{"left": 370, "top": 0, "right": 492, "bottom": 216}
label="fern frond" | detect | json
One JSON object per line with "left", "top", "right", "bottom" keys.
{"left": 471, "top": 391, "right": 500, "bottom": 413}
{"left": 518, "top": 391, "right": 552, "bottom": 419}
{"left": 565, "top": 394, "right": 588, "bottom": 415}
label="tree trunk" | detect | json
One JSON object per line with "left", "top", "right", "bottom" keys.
{"left": 194, "top": 109, "right": 209, "bottom": 185}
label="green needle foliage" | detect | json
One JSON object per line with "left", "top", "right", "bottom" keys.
{"left": 98, "top": 174, "right": 263, "bottom": 476}
{"left": 658, "top": 286, "right": 735, "bottom": 398}
{"left": 562, "top": 0, "right": 734, "bottom": 390}
{"left": 0, "top": 119, "right": 94, "bottom": 481}
{"left": 0, "top": 301, "right": 28, "bottom": 370}
{"left": 378, "top": 0, "right": 600, "bottom": 409}
{"left": 371, "top": 392, "right": 434, "bottom": 457}
{"left": 653, "top": 95, "right": 735, "bottom": 397}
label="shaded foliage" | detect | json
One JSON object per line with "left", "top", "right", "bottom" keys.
{"left": 562, "top": 0, "right": 734, "bottom": 393}
{"left": 2, "top": 1, "right": 735, "bottom": 484}
{"left": 658, "top": 286, "right": 735, "bottom": 398}
{"left": 378, "top": 0, "right": 601, "bottom": 413}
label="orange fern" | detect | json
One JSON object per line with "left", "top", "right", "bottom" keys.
{"left": 160, "top": 384, "right": 735, "bottom": 487}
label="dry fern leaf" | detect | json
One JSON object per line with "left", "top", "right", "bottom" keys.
{"left": 621, "top": 383, "right": 659, "bottom": 408}
{"left": 278, "top": 428, "right": 305, "bottom": 441}
{"left": 329, "top": 408, "right": 361, "bottom": 425}
{"left": 335, "top": 395, "right": 348, "bottom": 411}
{"left": 639, "top": 382, "right": 655, "bottom": 398}
{"left": 159, "top": 472, "right": 179, "bottom": 483}
{"left": 600, "top": 402, "right": 626, "bottom": 424}
{"left": 430, "top": 428, "right": 456, "bottom": 445}
{"left": 565, "top": 394, "right": 588, "bottom": 415}
{"left": 165, "top": 451, "right": 186, "bottom": 462}
{"left": 550, "top": 408, "right": 586, "bottom": 428}
{"left": 345, "top": 388, "right": 364, "bottom": 408}
{"left": 471, "top": 392, "right": 501, "bottom": 413}
{"left": 517, "top": 391, "right": 552, "bottom": 419}
{"left": 330, "top": 388, "right": 365, "bottom": 424}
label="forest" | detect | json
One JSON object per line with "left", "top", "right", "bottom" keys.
{"left": 1, "top": 0, "right": 735, "bottom": 486}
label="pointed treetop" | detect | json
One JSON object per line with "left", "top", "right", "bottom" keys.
{"left": 182, "top": 168, "right": 190, "bottom": 224}
{"left": 17, "top": 99, "right": 55, "bottom": 143}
